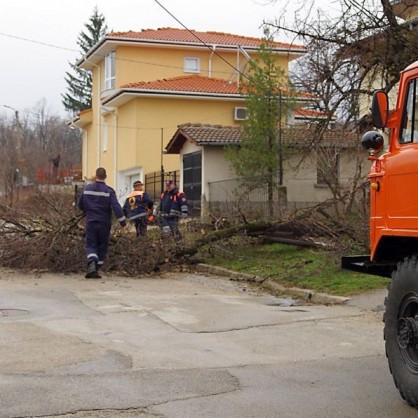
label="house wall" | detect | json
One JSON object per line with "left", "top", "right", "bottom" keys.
{"left": 284, "top": 147, "right": 368, "bottom": 207}
{"left": 359, "top": 71, "right": 399, "bottom": 121}
{"left": 203, "top": 147, "right": 234, "bottom": 188}
{"left": 83, "top": 57, "right": 247, "bottom": 192}
{"left": 115, "top": 45, "right": 289, "bottom": 86}
{"left": 112, "top": 96, "right": 244, "bottom": 197}
{"left": 179, "top": 143, "right": 369, "bottom": 212}
{"left": 116, "top": 45, "right": 240, "bottom": 83}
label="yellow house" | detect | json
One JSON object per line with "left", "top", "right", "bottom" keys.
{"left": 358, "top": 0, "right": 418, "bottom": 118}
{"left": 73, "top": 27, "right": 306, "bottom": 202}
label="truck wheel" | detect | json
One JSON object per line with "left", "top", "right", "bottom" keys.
{"left": 385, "top": 256, "right": 418, "bottom": 407}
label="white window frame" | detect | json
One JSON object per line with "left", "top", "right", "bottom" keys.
{"left": 104, "top": 51, "right": 116, "bottom": 90}
{"left": 184, "top": 57, "right": 200, "bottom": 73}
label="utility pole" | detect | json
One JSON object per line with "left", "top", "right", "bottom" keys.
{"left": 277, "top": 91, "right": 283, "bottom": 186}
{"left": 160, "top": 128, "right": 165, "bottom": 194}
{"left": 2, "top": 105, "right": 21, "bottom": 205}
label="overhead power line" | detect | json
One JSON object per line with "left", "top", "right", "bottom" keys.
{"left": 0, "top": 7, "right": 304, "bottom": 118}
{"left": 153, "top": 0, "right": 254, "bottom": 86}
{"left": 0, "top": 31, "right": 78, "bottom": 53}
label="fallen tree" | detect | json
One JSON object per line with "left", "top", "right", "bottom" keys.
{"left": 0, "top": 190, "right": 368, "bottom": 276}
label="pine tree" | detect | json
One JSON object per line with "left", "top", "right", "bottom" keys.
{"left": 62, "top": 7, "right": 108, "bottom": 115}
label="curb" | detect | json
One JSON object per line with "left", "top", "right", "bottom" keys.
{"left": 195, "top": 263, "right": 350, "bottom": 305}
{"left": 195, "top": 263, "right": 264, "bottom": 283}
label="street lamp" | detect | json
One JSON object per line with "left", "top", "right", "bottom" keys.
{"left": 2, "top": 105, "right": 20, "bottom": 151}
{"left": 3, "top": 104, "right": 18, "bottom": 114}
{"left": 2, "top": 104, "right": 21, "bottom": 205}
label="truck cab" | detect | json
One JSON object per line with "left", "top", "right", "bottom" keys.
{"left": 343, "top": 63, "right": 418, "bottom": 276}
{"left": 342, "top": 60, "right": 418, "bottom": 408}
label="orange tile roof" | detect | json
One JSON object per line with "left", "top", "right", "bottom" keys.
{"left": 121, "top": 75, "right": 241, "bottom": 95}
{"left": 107, "top": 27, "right": 306, "bottom": 51}
{"left": 166, "top": 123, "right": 242, "bottom": 154}
{"left": 166, "top": 123, "right": 359, "bottom": 154}
{"left": 295, "top": 108, "right": 336, "bottom": 120}
{"left": 119, "top": 75, "right": 310, "bottom": 100}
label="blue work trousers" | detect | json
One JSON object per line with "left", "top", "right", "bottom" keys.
{"left": 134, "top": 218, "right": 147, "bottom": 237}
{"left": 85, "top": 221, "right": 111, "bottom": 267}
{"left": 160, "top": 216, "right": 182, "bottom": 239}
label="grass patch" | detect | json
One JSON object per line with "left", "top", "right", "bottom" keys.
{"left": 201, "top": 241, "right": 390, "bottom": 296}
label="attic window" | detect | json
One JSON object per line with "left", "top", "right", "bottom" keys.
{"left": 184, "top": 57, "right": 200, "bottom": 73}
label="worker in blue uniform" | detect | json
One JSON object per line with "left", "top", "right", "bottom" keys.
{"left": 158, "top": 180, "right": 188, "bottom": 239}
{"left": 78, "top": 167, "right": 126, "bottom": 278}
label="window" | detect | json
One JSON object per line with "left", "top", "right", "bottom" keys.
{"left": 400, "top": 78, "right": 418, "bottom": 144}
{"left": 316, "top": 149, "right": 340, "bottom": 187}
{"left": 183, "top": 152, "right": 202, "bottom": 205}
{"left": 104, "top": 51, "right": 116, "bottom": 90}
{"left": 184, "top": 57, "right": 200, "bottom": 73}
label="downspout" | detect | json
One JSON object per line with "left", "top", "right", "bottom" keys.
{"left": 99, "top": 106, "right": 117, "bottom": 189}
{"left": 114, "top": 111, "right": 118, "bottom": 194}
{"left": 82, "top": 128, "right": 88, "bottom": 180}
{"left": 208, "top": 45, "right": 217, "bottom": 77}
{"left": 84, "top": 58, "right": 101, "bottom": 168}
{"left": 236, "top": 46, "right": 240, "bottom": 88}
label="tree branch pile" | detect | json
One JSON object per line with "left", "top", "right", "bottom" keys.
{"left": 0, "top": 192, "right": 86, "bottom": 273}
{"left": 0, "top": 191, "right": 198, "bottom": 275}
{"left": 0, "top": 190, "right": 368, "bottom": 276}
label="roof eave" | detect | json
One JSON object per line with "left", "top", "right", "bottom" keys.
{"left": 196, "top": 141, "right": 239, "bottom": 146}
{"left": 68, "top": 109, "right": 93, "bottom": 129}
{"left": 102, "top": 89, "right": 246, "bottom": 107}
{"left": 78, "top": 36, "right": 306, "bottom": 69}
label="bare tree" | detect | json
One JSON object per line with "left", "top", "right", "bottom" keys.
{"left": 0, "top": 101, "right": 81, "bottom": 196}
{"left": 267, "top": 0, "right": 418, "bottom": 127}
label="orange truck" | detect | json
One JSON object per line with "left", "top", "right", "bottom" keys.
{"left": 342, "top": 61, "right": 418, "bottom": 408}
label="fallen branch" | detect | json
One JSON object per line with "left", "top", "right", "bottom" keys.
{"left": 259, "top": 235, "right": 323, "bottom": 248}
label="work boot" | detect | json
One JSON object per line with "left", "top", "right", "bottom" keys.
{"left": 96, "top": 262, "right": 103, "bottom": 279}
{"left": 85, "top": 260, "right": 101, "bottom": 279}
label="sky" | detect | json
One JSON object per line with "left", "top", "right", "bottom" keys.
{"left": 0, "top": 0, "right": 331, "bottom": 119}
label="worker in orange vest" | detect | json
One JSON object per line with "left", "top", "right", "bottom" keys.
{"left": 123, "top": 180, "right": 154, "bottom": 237}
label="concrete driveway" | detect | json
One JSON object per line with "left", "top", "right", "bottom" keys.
{"left": 0, "top": 268, "right": 415, "bottom": 418}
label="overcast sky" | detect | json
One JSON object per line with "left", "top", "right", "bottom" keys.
{"left": 0, "top": 0, "right": 331, "bottom": 119}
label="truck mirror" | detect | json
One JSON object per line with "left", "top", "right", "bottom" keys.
{"left": 361, "top": 131, "right": 384, "bottom": 152}
{"left": 371, "top": 90, "right": 389, "bottom": 128}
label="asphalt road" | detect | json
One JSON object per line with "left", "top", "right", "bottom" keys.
{"left": 0, "top": 268, "right": 416, "bottom": 418}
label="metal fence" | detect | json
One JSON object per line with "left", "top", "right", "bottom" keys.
{"left": 145, "top": 170, "right": 179, "bottom": 203}
{"left": 208, "top": 178, "right": 288, "bottom": 220}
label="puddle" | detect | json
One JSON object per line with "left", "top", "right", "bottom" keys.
{"left": 0, "top": 309, "right": 28, "bottom": 317}
{"left": 265, "top": 297, "right": 303, "bottom": 307}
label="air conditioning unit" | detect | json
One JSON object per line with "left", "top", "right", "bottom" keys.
{"left": 234, "top": 107, "right": 247, "bottom": 121}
